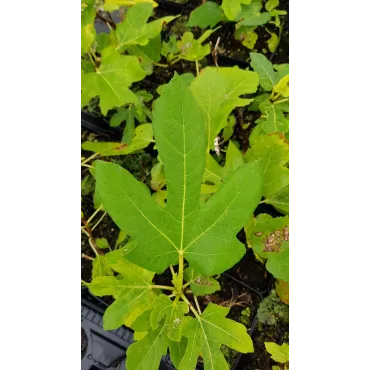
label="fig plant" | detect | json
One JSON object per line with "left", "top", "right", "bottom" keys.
{"left": 85, "top": 74, "right": 266, "bottom": 369}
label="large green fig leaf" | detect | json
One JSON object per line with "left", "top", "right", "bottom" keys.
{"left": 95, "top": 74, "right": 263, "bottom": 276}
{"left": 190, "top": 66, "right": 259, "bottom": 149}
{"left": 81, "top": 47, "right": 146, "bottom": 115}
{"left": 178, "top": 303, "right": 254, "bottom": 369}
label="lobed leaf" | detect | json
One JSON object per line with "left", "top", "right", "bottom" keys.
{"left": 190, "top": 66, "right": 259, "bottom": 149}
{"left": 179, "top": 303, "right": 254, "bottom": 369}
{"left": 265, "top": 342, "right": 289, "bottom": 363}
{"left": 113, "top": 3, "right": 177, "bottom": 51}
{"left": 81, "top": 47, "right": 146, "bottom": 115}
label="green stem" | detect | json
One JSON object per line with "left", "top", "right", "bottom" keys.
{"left": 88, "top": 238, "right": 100, "bottom": 257}
{"left": 81, "top": 163, "right": 92, "bottom": 169}
{"left": 195, "top": 60, "right": 200, "bottom": 76}
{"left": 170, "top": 56, "right": 181, "bottom": 65}
{"left": 91, "top": 211, "right": 107, "bottom": 232}
{"left": 273, "top": 97, "right": 289, "bottom": 105}
{"left": 181, "top": 294, "right": 200, "bottom": 317}
{"left": 87, "top": 205, "right": 104, "bottom": 226}
{"left": 82, "top": 253, "right": 94, "bottom": 261}
{"left": 81, "top": 152, "right": 100, "bottom": 165}
{"left": 194, "top": 296, "right": 202, "bottom": 314}
{"left": 152, "top": 285, "right": 175, "bottom": 291}
{"left": 153, "top": 62, "right": 169, "bottom": 68}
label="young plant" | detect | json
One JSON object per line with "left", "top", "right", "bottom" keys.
{"left": 265, "top": 341, "right": 289, "bottom": 369}
{"left": 86, "top": 74, "right": 265, "bottom": 369}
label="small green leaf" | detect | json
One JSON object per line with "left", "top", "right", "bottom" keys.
{"left": 267, "top": 31, "right": 279, "bottom": 52}
{"left": 244, "top": 134, "right": 288, "bottom": 196}
{"left": 265, "top": 0, "right": 279, "bottom": 12}
{"left": 248, "top": 93, "right": 271, "bottom": 111}
{"left": 150, "top": 294, "right": 189, "bottom": 341}
{"left": 245, "top": 213, "right": 288, "bottom": 258}
{"left": 250, "top": 52, "right": 277, "bottom": 91}
{"left": 184, "top": 267, "right": 220, "bottom": 295}
{"left": 188, "top": 2, "right": 227, "bottom": 28}
{"left": 235, "top": 0, "right": 271, "bottom": 27}
{"left": 96, "top": 238, "right": 110, "bottom": 249}
{"left": 127, "top": 35, "right": 162, "bottom": 75}
{"left": 265, "top": 342, "right": 289, "bottom": 363}
{"left": 179, "top": 303, "right": 254, "bottom": 369}
{"left": 190, "top": 66, "right": 259, "bottom": 149}
{"left": 177, "top": 29, "right": 220, "bottom": 61}
{"left": 81, "top": 47, "right": 146, "bottom": 115}
{"left": 221, "top": 0, "right": 252, "bottom": 21}
{"left": 273, "top": 74, "right": 289, "bottom": 98}
{"left": 82, "top": 124, "right": 153, "bottom": 156}
{"left": 150, "top": 161, "right": 166, "bottom": 191}
{"left": 274, "top": 63, "right": 289, "bottom": 81}
{"left": 259, "top": 101, "right": 288, "bottom": 133}
{"left": 113, "top": 3, "right": 177, "bottom": 51}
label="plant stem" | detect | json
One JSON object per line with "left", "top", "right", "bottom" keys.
{"left": 81, "top": 163, "right": 93, "bottom": 169}
{"left": 91, "top": 211, "right": 107, "bottom": 231}
{"left": 181, "top": 294, "right": 200, "bottom": 317}
{"left": 194, "top": 296, "right": 202, "bottom": 314}
{"left": 178, "top": 250, "right": 184, "bottom": 291}
{"left": 153, "top": 62, "right": 169, "bottom": 68}
{"left": 87, "top": 51, "right": 97, "bottom": 70}
{"left": 87, "top": 205, "right": 104, "bottom": 226}
{"left": 195, "top": 60, "right": 200, "bottom": 76}
{"left": 170, "top": 56, "right": 181, "bottom": 65}
{"left": 88, "top": 238, "right": 100, "bottom": 257}
{"left": 182, "top": 281, "right": 191, "bottom": 289}
{"left": 82, "top": 253, "right": 94, "bottom": 261}
{"left": 170, "top": 265, "right": 176, "bottom": 277}
{"left": 273, "top": 97, "right": 289, "bottom": 105}
{"left": 152, "top": 285, "right": 175, "bottom": 291}
{"left": 81, "top": 227, "right": 90, "bottom": 238}
{"left": 82, "top": 152, "right": 100, "bottom": 165}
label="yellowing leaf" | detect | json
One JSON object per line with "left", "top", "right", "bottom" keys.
{"left": 275, "top": 279, "right": 289, "bottom": 304}
{"left": 88, "top": 256, "right": 158, "bottom": 330}
{"left": 81, "top": 124, "right": 154, "bottom": 156}
{"left": 265, "top": 342, "right": 289, "bottom": 363}
{"left": 273, "top": 74, "right": 289, "bottom": 98}
{"left": 81, "top": 47, "right": 146, "bottom": 115}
